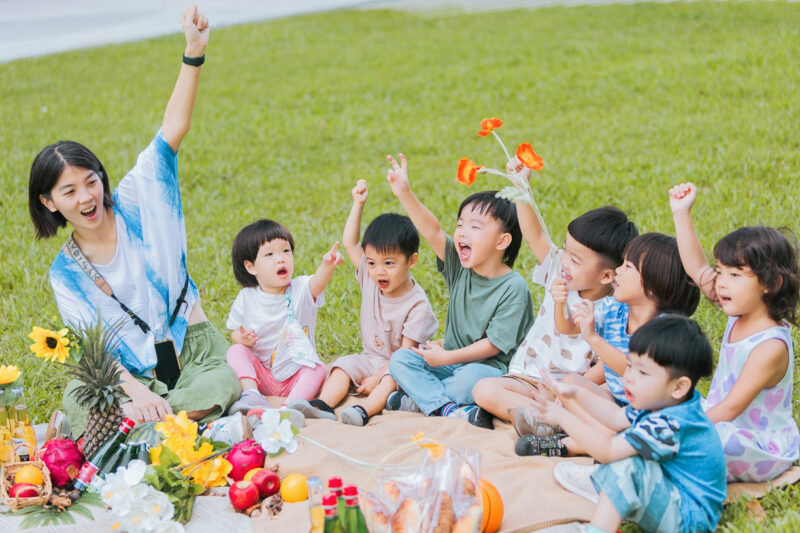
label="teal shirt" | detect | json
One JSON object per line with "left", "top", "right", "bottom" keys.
{"left": 436, "top": 236, "right": 534, "bottom": 371}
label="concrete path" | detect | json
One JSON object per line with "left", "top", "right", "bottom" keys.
{"left": 0, "top": 0, "right": 371, "bottom": 63}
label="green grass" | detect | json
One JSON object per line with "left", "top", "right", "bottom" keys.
{"left": 1, "top": 1, "right": 798, "bottom": 529}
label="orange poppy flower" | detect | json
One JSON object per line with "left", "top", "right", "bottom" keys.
{"left": 457, "top": 158, "right": 483, "bottom": 186}
{"left": 516, "top": 143, "right": 544, "bottom": 171}
{"left": 477, "top": 118, "right": 503, "bottom": 137}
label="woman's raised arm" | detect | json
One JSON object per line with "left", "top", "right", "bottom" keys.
{"left": 161, "top": 5, "right": 209, "bottom": 152}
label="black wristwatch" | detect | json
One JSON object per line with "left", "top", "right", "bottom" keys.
{"left": 182, "top": 54, "right": 205, "bottom": 67}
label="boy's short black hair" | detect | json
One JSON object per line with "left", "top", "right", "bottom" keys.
{"left": 231, "top": 219, "right": 294, "bottom": 287}
{"left": 457, "top": 190, "right": 522, "bottom": 267}
{"left": 567, "top": 206, "right": 639, "bottom": 267}
{"left": 361, "top": 213, "right": 419, "bottom": 259}
{"left": 625, "top": 232, "right": 700, "bottom": 316}
{"left": 629, "top": 315, "right": 714, "bottom": 393}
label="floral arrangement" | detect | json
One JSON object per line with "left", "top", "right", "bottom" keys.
{"left": 457, "top": 117, "right": 544, "bottom": 206}
{"left": 95, "top": 460, "right": 183, "bottom": 533}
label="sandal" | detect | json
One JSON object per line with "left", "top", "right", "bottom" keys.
{"left": 515, "top": 433, "right": 568, "bottom": 457}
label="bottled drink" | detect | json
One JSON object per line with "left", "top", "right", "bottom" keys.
{"left": 0, "top": 407, "right": 11, "bottom": 463}
{"left": 308, "top": 476, "right": 324, "bottom": 533}
{"left": 9, "top": 387, "right": 36, "bottom": 461}
{"left": 74, "top": 418, "right": 136, "bottom": 490}
{"left": 342, "top": 485, "right": 368, "bottom": 533}
{"left": 322, "top": 493, "right": 345, "bottom": 533}
{"left": 328, "top": 476, "right": 345, "bottom": 518}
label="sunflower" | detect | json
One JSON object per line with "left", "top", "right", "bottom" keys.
{"left": 0, "top": 365, "right": 21, "bottom": 385}
{"left": 29, "top": 327, "right": 71, "bottom": 363}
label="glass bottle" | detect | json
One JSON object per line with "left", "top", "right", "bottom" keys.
{"left": 0, "top": 406, "right": 11, "bottom": 463}
{"left": 9, "top": 387, "right": 37, "bottom": 460}
{"left": 328, "top": 476, "right": 346, "bottom": 518}
{"left": 74, "top": 418, "right": 136, "bottom": 490}
{"left": 322, "top": 493, "right": 345, "bottom": 533}
{"left": 308, "top": 476, "right": 324, "bottom": 533}
{"left": 342, "top": 485, "right": 368, "bottom": 533}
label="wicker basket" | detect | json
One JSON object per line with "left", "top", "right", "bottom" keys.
{"left": 1, "top": 444, "right": 53, "bottom": 511}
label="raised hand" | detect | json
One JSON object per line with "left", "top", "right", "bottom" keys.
{"left": 669, "top": 182, "right": 697, "bottom": 214}
{"left": 505, "top": 155, "right": 531, "bottom": 183}
{"left": 386, "top": 154, "right": 411, "bottom": 198}
{"left": 182, "top": 4, "right": 209, "bottom": 57}
{"left": 352, "top": 179, "right": 368, "bottom": 205}
{"left": 572, "top": 299, "right": 598, "bottom": 341}
{"left": 323, "top": 241, "right": 346, "bottom": 267}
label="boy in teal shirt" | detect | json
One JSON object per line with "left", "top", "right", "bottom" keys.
{"left": 384, "top": 154, "right": 534, "bottom": 427}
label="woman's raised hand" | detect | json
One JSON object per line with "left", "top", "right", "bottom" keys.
{"left": 182, "top": 4, "right": 209, "bottom": 57}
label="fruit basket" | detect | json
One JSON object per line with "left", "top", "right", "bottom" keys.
{"left": 1, "top": 444, "right": 53, "bottom": 511}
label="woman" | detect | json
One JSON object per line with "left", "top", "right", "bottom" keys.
{"left": 28, "top": 5, "right": 240, "bottom": 436}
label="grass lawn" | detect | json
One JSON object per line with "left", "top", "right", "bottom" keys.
{"left": 1, "top": 1, "right": 799, "bottom": 529}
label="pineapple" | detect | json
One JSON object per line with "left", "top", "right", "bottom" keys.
{"left": 67, "top": 317, "right": 125, "bottom": 458}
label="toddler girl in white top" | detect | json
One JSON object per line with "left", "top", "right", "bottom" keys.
{"left": 226, "top": 219, "right": 343, "bottom": 414}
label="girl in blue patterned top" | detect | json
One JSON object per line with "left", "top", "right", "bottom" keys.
{"left": 28, "top": 6, "right": 240, "bottom": 436}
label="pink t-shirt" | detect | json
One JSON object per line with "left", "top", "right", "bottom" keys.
{"left": 356, "top": 253, "right": 439, "bottom": 359}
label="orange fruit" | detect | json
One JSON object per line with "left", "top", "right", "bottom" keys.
{"left": 243, "top": 467, "right": 264, "bottom": 482}
{"left": 479, "top": 478, "right": 503, "bottom": 533}
{"left": 280, "top": 473, "right": 308, "bottom": 503}
{"left": 14, "top": 465, "right": 44, "bottom": 487}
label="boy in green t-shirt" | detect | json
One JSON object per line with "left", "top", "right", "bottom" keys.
{"left": 384, "top": 153, "right": 534, "bottom": 428}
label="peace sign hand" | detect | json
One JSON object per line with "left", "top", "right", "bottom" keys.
{"left": 386, "top": 153, "right": 411, "bottom": 198}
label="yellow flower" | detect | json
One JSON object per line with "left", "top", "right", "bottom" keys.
{"left": 155, "top": 411, "right": 197, "bottom": 442}
{"left": 0, "top": 365, "right": 21, "bottom": 385}
{"left": 28, "top": 327, "right": 71, "bottom": 363}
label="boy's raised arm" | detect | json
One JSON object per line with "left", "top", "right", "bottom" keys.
{"left": 342, "top": 179, "right": 368, "bottom": 266}
{"left": 386, "top": 154, "right": 447, "bottom": 261}
{"left": 669, "top": 183, "right": 717, "bottom": 301}
{"left": 507, "top": 157, "right": 552, "bottom": 264}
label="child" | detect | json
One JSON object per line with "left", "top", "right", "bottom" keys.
{"left": 225, "top": 219, "right": 344, "bottom": 415}
{"left": 533, "top": 316, "right": 726, "bottom": 533}
{"left": 670, "top": 182, "right": 800, "bottom": 482}
{"left": 383, "top": 153, "right": 535, "bottom": 428}
{"left": 517, "top": 232, "right": 700, "bottom": 455}
{"left": 288, "top": 180, "right": 439, "bottom": 426}
{"left": 472, "top": 156, "right": 639, "bottom": 431}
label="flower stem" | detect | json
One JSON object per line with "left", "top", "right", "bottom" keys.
{"left": 297, "top": 435, "right": 408, "bottom": 471}
{"left": 492, "top": 130, "right": 512, "bottom": 161}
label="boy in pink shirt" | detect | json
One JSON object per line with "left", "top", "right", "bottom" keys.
{"left": 289, "top": 180, "right": 439, "bottom": 425}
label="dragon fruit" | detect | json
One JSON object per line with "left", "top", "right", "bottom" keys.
{"left": 226, "top": 439, "right": 265, "bottom": 481}
{"left": 40, "top": 439, "right": 84, "bottom": 487}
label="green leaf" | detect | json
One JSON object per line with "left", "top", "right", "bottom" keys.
{"left": 69, "top": 504, "right": 95, "bottom": 520}
{"left": 158, "top": 446, "right": 181, "bottom": 469}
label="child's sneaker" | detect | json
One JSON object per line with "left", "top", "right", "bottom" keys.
{"left": 228, "top": 389, "right": 272, "bottom": 415}
{"left": 340, "top": 405, "right": 370, "bottom": 427}
{"left": 511, "top": 407, "right": 561, "bottom": 437}
{"left": 285, "top": 398, "right": 336, "bottom": 421}
{"left": 448, "top": 406, "right": 494, "bottom": 429}
{"left": 552, "top": 461, "right": 599, "bottom": 503}
{"left": 385, "top": 391, "right": 420, "bottom": 413}
{"left": 515, "top": 434, "right": 568, "bottom": 457}
{"left": 202, "top": 412, "right": 253, "bottom": 445}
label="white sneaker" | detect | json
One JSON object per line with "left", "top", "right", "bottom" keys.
{"left": 552, "top": 461, "right": 600, "bottom": 504}
{"left": 202, "top": 412, "right": 253, "bottom": 445}
{"left": 228, "top": 389, "right": 272, "bottom": 415}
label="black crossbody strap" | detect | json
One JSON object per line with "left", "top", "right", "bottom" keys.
{"left": 63, "top": 235, "right": 187, "bottom": 335}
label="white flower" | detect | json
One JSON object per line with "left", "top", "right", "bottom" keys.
{"left": 253, "top": 408, "right": 298, "bottom": 455}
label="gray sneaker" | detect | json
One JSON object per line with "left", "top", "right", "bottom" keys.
{"left": 339, "top": 406, "right": 368, "bottom": 426}
{"left": 511, "top": 407, "right": 560, "bottom": 437}
{"left": 385, "top": 391, "right": 420, "bottom": 413}
{"left": 228, "top": 390, "right": 273, "bottom": 415}
{"left": 448, "top": 406, "right": 494, "bottom": 429}
{"left": 552, "top": 461, "right": 600, "bottom": 504}
{"left": 285, "top": 399, "right": 336, "bottom": 421}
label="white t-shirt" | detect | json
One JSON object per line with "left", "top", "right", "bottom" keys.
{"left": 226, "top": 276, "right": 323, "bottom": 365}
{"left": 508, "top": 245, "right": 609, "bottom": 379}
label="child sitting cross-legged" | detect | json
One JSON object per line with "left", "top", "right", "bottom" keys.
{"left": 225, "top": 219, "right": 344, "bottom": 416}
{"left": 472, "top": 156, "right": 639, "bottom": 431}
{"left": 532, "top": 315, "right": 727, "bottom": 533}
{"left": 288, "top": 180, "right": 439, "bottom": 426}
{"left": 383, "top": 153, "right": 535, "bottom": 427}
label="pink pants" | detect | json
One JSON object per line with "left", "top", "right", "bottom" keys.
{"left": 226, "top": 344, "right": 326, "bottom": 404}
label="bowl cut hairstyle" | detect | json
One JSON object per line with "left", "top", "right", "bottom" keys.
{"left": 231, "top": 219, "right": 295, "bottom": 288}
{"left": 362, "top": 213, "right": 420, "bottom": 259}
{"left": 567, "top": 206, "right": 639, "bottom": 267}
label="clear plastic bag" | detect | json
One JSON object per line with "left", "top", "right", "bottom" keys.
{"left": 271, "top": 315, "right": 321, "bottom": 382}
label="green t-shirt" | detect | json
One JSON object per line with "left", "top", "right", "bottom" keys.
{"left": 436, "top": 236, "right": 534, "bottom": 371}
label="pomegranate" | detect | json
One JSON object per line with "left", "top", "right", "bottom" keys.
{"left": 40, "top": 438, "right": 84, "bottom": 487}
{"left": 251, "top": 469, "right": 280, "bottom": 498}
{"left": 229, "top": 480, "right": 259, "bottom": 511}
{"left": 226, "top": 440, "right": 265, "bottom": 482}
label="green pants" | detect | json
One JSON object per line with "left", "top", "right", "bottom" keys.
{"left": 63, "top": 321, "right": 241, "bottom": 437}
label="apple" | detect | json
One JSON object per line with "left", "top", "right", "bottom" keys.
{"left": 229, "top": 480, "right": 260, "bottom": 511}
{"left": 251, "top": 469, "right": 280, "bottom": 498}
{"left": 9, "top": 483, "right": 40, "bottom": 498}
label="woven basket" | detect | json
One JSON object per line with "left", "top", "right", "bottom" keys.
{"left": 1, "top": 444, "right": 53, "bottom": 511}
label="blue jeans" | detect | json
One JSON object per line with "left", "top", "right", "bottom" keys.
{"left": 389, "top": 348, "right": 504, "bottom": 415}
